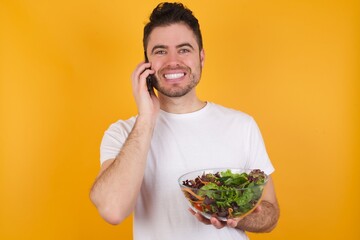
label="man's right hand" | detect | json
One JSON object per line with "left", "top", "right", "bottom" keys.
{"left": 131, "top": 61, "right": 160, "bottom": 122}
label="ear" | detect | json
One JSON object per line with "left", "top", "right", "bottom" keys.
{"left": 200, "top": 49, "right": 205, "bottom": 68}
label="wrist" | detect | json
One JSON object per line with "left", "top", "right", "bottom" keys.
{"left": 136, "top": 114, "right": 157, "bottom": 129}
{"left": 235, "top": 221, "right": 245, "bottom": 231}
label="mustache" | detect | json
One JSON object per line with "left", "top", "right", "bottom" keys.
{"left": 158, "top": 65, "right": 191, "bottom": 75}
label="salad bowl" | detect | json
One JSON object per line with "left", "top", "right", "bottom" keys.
{"left": 178, "top": 168, "right": 268, "bottom": 221}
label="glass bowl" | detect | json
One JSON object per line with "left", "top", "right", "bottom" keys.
{"left": 178, "top": 168, "right": 268, "bottom": 221}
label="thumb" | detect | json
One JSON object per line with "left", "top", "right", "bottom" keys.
{"left": 253, "top": 204, "right": 262, "bottom": 213}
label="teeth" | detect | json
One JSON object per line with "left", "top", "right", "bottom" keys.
{"left": 164, "top": 73, "right": 184, "bottom": 79}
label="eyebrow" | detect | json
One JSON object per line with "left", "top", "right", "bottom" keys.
{"left": 176, "top": 43, "right": 195, "bottom": 50}
{"left": 151, "top": 42, "right": 195, "bottom": 54}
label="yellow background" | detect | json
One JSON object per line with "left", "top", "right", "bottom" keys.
{"left": 1, "top": 0, "right": 359, "bottom": 239}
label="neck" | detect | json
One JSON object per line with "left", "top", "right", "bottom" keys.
{"left": 158, "top": 90, "right": 206, "bottom": 114}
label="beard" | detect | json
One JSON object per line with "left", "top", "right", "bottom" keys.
{"left": 152, "top": 64, "right": 202, "bottom": 98}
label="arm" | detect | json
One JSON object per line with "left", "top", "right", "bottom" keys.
{"left": 89, "top": 62, "right": 158, "bottom": 225}
{"left": 235, "top": 176, "right": 280, "bottom": 232}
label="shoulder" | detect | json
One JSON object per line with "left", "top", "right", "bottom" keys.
{"left": 208, "top": 102, "right": 254, "bottom": 123}
{"left": 103, "top": 116, "right": 137, "bottom": 138}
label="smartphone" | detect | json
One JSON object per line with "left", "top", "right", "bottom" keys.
{"left": 144, "top": 52, "right": 154, "bottom": 93}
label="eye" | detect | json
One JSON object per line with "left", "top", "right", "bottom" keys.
{"left": 154, "top": 50, "right": 167, "bottom": 55}
{"left": 179, "top": 48, "right": 191, "bottom": 54}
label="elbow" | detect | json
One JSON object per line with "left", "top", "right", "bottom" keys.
{"left": 263, "top": 211, "right": 280, "bottom": 233}
{"left": 262, "top": 222, "right": 278, "bottom": 233}
{"left": 89, "top": 192, "right": 129, "bottom": 225}
{"left": 99, "top": 207, "right": 125, "bottom": 225}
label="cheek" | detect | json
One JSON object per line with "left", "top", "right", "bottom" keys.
{"left": 189, "top": 60, "right": 202, "bottom": 73}
{"left": 182, "top": 59, "right": 197, "bottom": 70}
{"left": 151, "top": 61, "right": 163, "bottom": 72}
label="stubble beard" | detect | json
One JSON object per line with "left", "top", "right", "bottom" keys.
{"left": 153, "top": 66, "right": 202, "bottom": 98}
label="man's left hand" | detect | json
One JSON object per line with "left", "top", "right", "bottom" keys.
{"left": 188, "top": 205, "right": 262, "bottom": 229}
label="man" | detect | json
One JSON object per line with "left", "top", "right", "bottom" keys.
{"left": 90, "top": 2, "right": 279, "bottom": 239}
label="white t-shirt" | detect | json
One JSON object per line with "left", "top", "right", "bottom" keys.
{"left": 100, "top": 102, "right": 274, "bottom": 240}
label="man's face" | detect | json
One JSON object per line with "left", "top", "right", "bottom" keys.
{"left": 146, "top": 23, "right": 205, "bottom": 98}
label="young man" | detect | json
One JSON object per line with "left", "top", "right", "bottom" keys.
{"left": 90, "top": 2, "right": 279, "bottom": 239}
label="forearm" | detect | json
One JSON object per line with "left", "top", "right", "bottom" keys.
{"left": 90, "top": 115, "right": 155, "bottom": 224}
{"left": 237, "top": 200, "right": 280, "bottom": 233}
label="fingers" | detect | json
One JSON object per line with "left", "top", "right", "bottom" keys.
{"left": 188, "top": 207, "right": 196, "bottom": 215}
{"left": 227, "top": 218, "right": 240, "bottom": 228}
{"left": 131, "top": 61, "right": 155, "bottom": 100}
{"left": 188, "top": 208, "right": 211, "bottom": 225}
{"left": 210, "top": 217, "right": 226, "bottom": 229}
{"left": 131, "top": 61, "right": 149, "bottom": 80}
{"left": 131, "top": 62, "right": 154, "bottom": 88}
{"left": 130, "top": 61, "right": 159, "bottom": 118}
{"left": 188, "top": 208, "right": 226, "bottom": 229}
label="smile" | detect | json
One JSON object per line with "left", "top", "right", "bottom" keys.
{"left": 164, "top": 73, "right": 185, "bottom": 80}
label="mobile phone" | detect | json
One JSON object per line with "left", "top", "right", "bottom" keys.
{"left": 144, "top": 52, "right": 154, "bottom": 93}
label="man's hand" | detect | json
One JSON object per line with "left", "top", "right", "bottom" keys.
{"left": 131, "top": 61, "right": 159, "bottom": 120}
{"left": 189, "top": 205, "right": 262, "bottom": 229}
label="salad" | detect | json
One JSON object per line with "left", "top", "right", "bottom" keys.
{"left": 181, "top": 169, "right": 267, "bottom": 219}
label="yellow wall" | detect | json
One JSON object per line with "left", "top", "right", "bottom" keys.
{"left": 1, "top": 0, "right": 359, "bottom": 239}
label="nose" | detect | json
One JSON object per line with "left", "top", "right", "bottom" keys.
{"left": 164, "top": 51, "right": 181, "bottom": 67}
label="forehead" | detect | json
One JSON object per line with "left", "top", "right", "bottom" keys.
{"left": 147, "top": 23, "right": 199, "bottom": 49}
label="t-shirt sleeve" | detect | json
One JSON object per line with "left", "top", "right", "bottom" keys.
{"left": 246, "top": 117, "right": 275, "bottom": 175}
{"left": 99, "top": 119, "right": 134, "bottom": 165}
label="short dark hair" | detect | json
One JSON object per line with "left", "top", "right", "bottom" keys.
{"left": 143, "top": 2, "right": 203, "bottom": 54}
